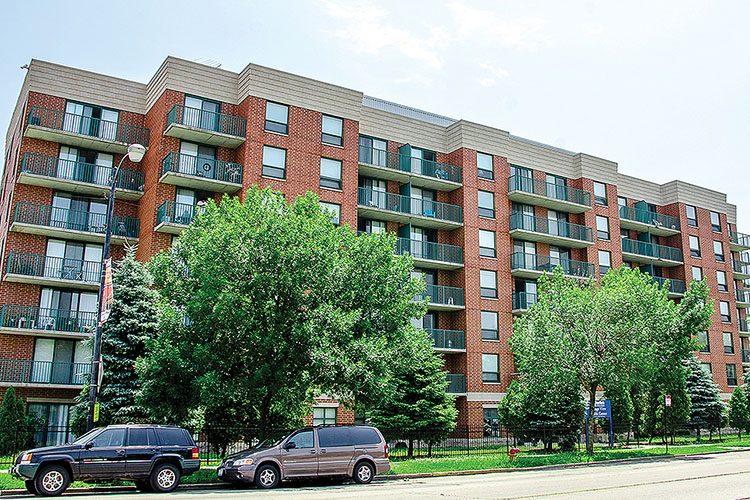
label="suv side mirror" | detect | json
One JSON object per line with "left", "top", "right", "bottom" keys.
{"left": 85, "top": 442, "right": 94, "bottom": 449}
{"left": 283, "top": 442, "right": 296, "bottom": 450}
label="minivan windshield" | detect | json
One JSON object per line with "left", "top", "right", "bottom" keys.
{"left": 71, "top": 427, "right": 104, "bottom": 445}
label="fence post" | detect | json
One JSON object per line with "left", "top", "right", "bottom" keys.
{"left": 466, "top": 425, "right": 470, "bottom": 456}
{"left": 505, "top": 425, "right": 509, "bottom": 455}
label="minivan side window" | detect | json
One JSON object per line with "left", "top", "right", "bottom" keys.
{"left": 350, "top": 427, "right": 380, "bottom": 445}
{"left": 155, "top": 428, "right": 192, "bottom": 446}
{"left": 287, "top": 429, "right": 314, "bottom": 449}
{"left": 317, "top": 427, "right": 353, "bottom": 447}
{"left": 90, "top": 428, "right": 126, "bottom": 448}
{"left": 128, "top": 428, "right": 156, "bottom": 446}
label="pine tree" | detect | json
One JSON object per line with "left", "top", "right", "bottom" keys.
{"left": 0, "top": 387, "right": 30, "bottom": 454}
{"left": 685, "top": 356, "right": 726, "bottom": 440}
{"left": 728, "top": 387, "right": 749, "bottom": 439}
{"left": 71, "top": 245, "right": 158, "bottom": 431}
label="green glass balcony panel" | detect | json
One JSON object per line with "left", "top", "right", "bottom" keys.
{"left": 22, "top": 153, "right": 144, "bottom": 192}
{"left": 618, "top": 205, "right": 680, "bottom": 231}
{"left": 166, "top": 104, "right": 246, "bottom": 138}
{"left": 740, "top": 318, "right": 749, "bottom": 333}
{"left": 509, "top": 212, "right": 593, "bottom": 243}
{"left": 730, "top": 230, "right": 750, "bottom": 248}
{"left": 27, "top": 106, "right": 149, "bottom": 146}
{"left": 0, "top": 359, "right": 89, "bottom": 385}
{"left": 161, "top": 152, "right": 243, "bottom": 184}
{"left": 0, "top": 305, "right": 96, "bottom": 333}
{"left": 507, "top": 175, "right": 591, "bottom": 207}
{"left": 736, "top": 289, "right": 750, "bottom": 304}
{"left": 13, "top": 202, "right": 139, "bottom": 239}
{"left": 428, "top": 329, "right": 465, "bottom": 350}
{"left": 357, "top": 187, "right": 462, "bottom": 224}
{"left": 445, "top": 373, "right": 466, "bottom": 394}
{"left": 512, "top": 291, "right": 538, "bottom": 310}
{"left": 6, "top": 252, "right": 101, "bottom": 283}
{"left": 510, "top": 252, "right": 595, "bottom": 278}
{"left": 415, "top": 284, "right": 464, "bottom": 307}
{"left": 157, "top": 201, "right": 197, "bottom": 226}
{"left": 732, "top": 259, "right": 750, "bottom": 276}
{"left": 358, "top": 145, "right": 461, "bottom": 184}
{"left": 621, "top": 238, "right": 683, "bottom": 262}
{"left": 396, "top": 238, "right": 463, "bottom": 265}
{"left": 651, "top": 276, "right": 686, "bottom": 295}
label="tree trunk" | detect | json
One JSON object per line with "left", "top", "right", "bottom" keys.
{"left": 586, "top": 386, "right": 597, "bottom": 453}
{"left": 408, "top": 438, "right": 414, "bottom": 458}
{"left": 259, "top": 392, "right": 273, "bottom": 440}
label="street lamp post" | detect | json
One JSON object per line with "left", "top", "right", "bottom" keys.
{"left": 86, "top": 143, "right": 146, "bottom": 431}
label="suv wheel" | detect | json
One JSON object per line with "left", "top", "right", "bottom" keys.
{"left": 34, "top": 464, "right": 70, "bottom": 496}
{"left": 254, "top": 464, "right": 280, "bottom": 489}
{"left": 353, "top": 461, "right": 374, "bottom": 484}
{"left": 150, "top": 463, "right": 181, "bottom": 493}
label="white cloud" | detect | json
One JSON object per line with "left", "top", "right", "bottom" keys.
{"left": 446, "top": 1, "right": 550, "bottom": 49}
{"left": 475, "top": 60, "right": 510, "bottom": 87}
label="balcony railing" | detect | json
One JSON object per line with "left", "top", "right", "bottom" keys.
{"left": 167, "top": 104, "right": 246, "bottom": 138}
{"left": 6, "top": 252, "right": 101, "bottom": 283}
{"left": 510, "top": 252, "right": 595, "bottom": 278}
{"left": 161, "top": 152, "right": 243, "bottom": 185}
{"left": 733, "top": 259, "right": 750, "bottom": 276}
{"left": 0, "top": 305, "right": 96, "bottom": 334}
{"left": 651, "top": 276, "right": 686, "bottom": 295}
{"left": 157, "top": 201, "right": 198, "bottom": 227}
{"left": 736, "top": 289, "right": 750, "bottom": 304}
{"left": 740, "top": 318, "right": 749, "bottom": 333}
{"left": 445, "top": 374, "right": 466, "bottom": 394}
{"left": 415, "top": 284, "right": 464, "bottom": 307}
{"left": 0, "top": 359, "right": 88, "bottom": 386}
{"left": 743, "top": 350, "right": 750, "bottom": 363}
{"left": 13, "top": 202, "right": 139, "bottom": 239}
{"left": 621, "top": 238, "right": 683, "bottom": 262}
{"left": 512, "top": 291, "right": 538, "bottom": 310}
{"left": 618, "top": 205, "right": 680, "bottom": 231}
{"left": 21, "top": 153, "right": 144, "bottom": 192}
{"left": 730, "top": 231, "right": 750, "bottom": 248}
{"left": 27, "top": 106, "right": 149, "bottom": 146}
{"left": 509, "top": 213, "right": 593, "bottom": 243}
{"left": 357, "top": 187, "right": 462, "bottom": 224}
{"left": 507, "top": 175, "right": 591, "bottom": 207}
{"left": 428, "top": 329, "right": 465, "bottom": 350}
{"left": 396, "top": 238, "right": 463, "bottom": 265}
{"left": 358, "top": 145, "right": 461, "bottom": 184}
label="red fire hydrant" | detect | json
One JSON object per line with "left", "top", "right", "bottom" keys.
{"left": 508, "top": 446, "right": 520, "bottom": 463}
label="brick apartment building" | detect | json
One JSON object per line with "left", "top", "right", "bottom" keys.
{"left": 1, "top": 57, "right": 749, "bottom": 438}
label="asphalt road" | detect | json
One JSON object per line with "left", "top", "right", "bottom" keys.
{"left": 37, "top": 450, "right": 750, "bottom": 499}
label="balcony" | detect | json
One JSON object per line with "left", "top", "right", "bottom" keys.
{"left": 730, "top": 231, "right": 750, "bottom": 252}
{"left": 621, "top": 238, "right": 683, "bottom": 266}
{"left": 358, "top": 145, "right": 461, "bottom": 191}
{"left": 618, "top": 206, "right": 680, "bottom": 236}
{"left": 740, "top": 319, "right": 749, "bottom": 334}
{"left": 155, "top": 201, "right": 198, "bottom": 234}
{"left": 732, "top": 259, "right": 750, "bottom": 280}
{"left": 509, "top": 213, "right": 594, "bottom": 248}
{"left": 19, "top": 153, "right": 144, "bottom": 200}
{"left": 0, "top": 305, "right": 96, "bottom": 338}
{"left": 510, "top": 252, "right": 595, "bottom": 280}
{"left": 11, "top": 203, "right": 139, "bottom": 243}
{"left": 651, "top": 276, "right": 686, "bottom": 298}
{"left": 743, "top": 350, "right": 750, "bottom": 364}
{"left": 512, "top": 291, "right": 538, "bottom": 314}
{"left": 428, "top": 329, "right": 466, "bottom": 352}
{"left": 415, "top": 284, "right": 465, "bottom": 311}
{"left": 445, "top": 374, "right": 466, "bottom": 394}
{"left": 0, "top": 359, "right": 88, "bottom": 388}
{"left": 507, "top": 175, "right": 591, "bottom": 214}
{"left": 736, "top": 289, "right": 750, "bottom": 308}
{"left": 396, "top": 238, "right": 463, "bottom": 270}
{"left": 25, "top": 106, "right": 149, "bottom": 154}
{"left": 357, "top": 187, "right": 462, "bottom": 230}
{"left": 160, "top": 152, "right": 243, "bottom": 193}
{"left": 5, "top": 253, "right": 100, "bottom": 290}
{"left": 164, "top": 104, "right": 246, "bottom": 148}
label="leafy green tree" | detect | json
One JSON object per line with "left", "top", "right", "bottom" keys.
{"left": 728, "top": 387, "right": 749, "bottom": 438}
{"left": 642, "top": 366, "right": 691, "bottom": 444}
{"left": 0, "top": 387, "right": 32, "bottom": 454}
{"left": 368, "top": 342, "right": 457, "bottom": 457}
{"left": 497, "top": 379, "right": 527, "bottom": 436}
{"left": 138, "top": 188, "right": 427, "bottom": 438}
{"left": 685, "top": 356, "right": 726, "bottom": 440}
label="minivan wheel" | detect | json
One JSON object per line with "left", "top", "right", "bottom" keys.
{"left": 34, "top": 464, "right": 70, "bottom": 496}
{"left": 25, "top": 480, "right": 37, "bottom": 495}
{"left": 254, "top": 464, "right": 280, "bottom": 489}
{"left": 149, "top": 463, "right": 181, "bottom": 493}
{"left": 353, "top": 461, "right": 374, "bottom": 484}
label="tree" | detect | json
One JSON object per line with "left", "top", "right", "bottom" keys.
{"left": 686, "top": 356, "right": 726, "bottom": 440}
{"left": 728, "top": 387, "right": 749, "bottom": 439}
{"left": 0, "top": 387, "right": 31, "bottom": 454}
{"left": 642, "top": 367, "right": 691, "bottom": 444}
{"left": 70, "top": 245, "right": 159, "bottom": 432}
{"left": 368, "top": 342, "right": 457, "bottom": 457}
{"left": 138, "top": 188, "right": 427, "bottom": 438}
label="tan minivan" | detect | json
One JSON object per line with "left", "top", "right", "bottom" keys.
{"left": 217, "top": 426, "right": 390, "bottom": 489}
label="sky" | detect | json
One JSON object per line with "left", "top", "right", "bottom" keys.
{"left": 1, "top": 1, "right": 748, "bottom": 222}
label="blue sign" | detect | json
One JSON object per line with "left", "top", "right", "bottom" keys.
{"left": 585, "top": 399, "right": 612, "bottom": 419}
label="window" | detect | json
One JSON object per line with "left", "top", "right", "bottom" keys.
{"left": 618, "top": 196, "right": 627, "bottom": 207}
{"left": 727, "top": 364, "right": 738, "bottom": 386}
{"left": 714, "top": 241, "right": 725, "bottom": 262}
{"left": 128, "top": 428, "right": 156, "bottom": 447}
{"left": 359, "top": 136, "right": 387, "bottom": 166}
{"left": 596, "top": 215, "right": 610, "bottom": 240}
{"left": 90, "top": 428, "right": 126, "bottom": 448}
{"left": 482, "top": 354, "right": 500, "bottom": 383}
{"left": 717, "top": 270, "right": 728, "bottom": 292}
{"left": 320, "top": 158, "right": 342, "bottom": 189}
{"left": 701, "top": 363, "right": 712, "bottom": 375}
{"left": 262, "top": 145, "right": 286, "bottom": 179}
{"left": 698, "top": 331, "right": 710, "bottom": 353}
{"left": 483, "top": 408, "right": 500, "bottom": 436}
{"left": 478, "top": 190, "right": 495, "bottom": 218}
{"left": 593, "top": 182, "right": 607, "bottom": 206}
{"left": 287, "top": 429, "right": 314, "bottom": 448}
{"left": 480, "top": 270, "right": 497, "bottom": 298}
{"left": 477, "top": 152, "right": 494, "bottom": 180}
{"left": 359, "top": 219, "right": 386, "bottom": 234}
{"left": 689, "top": 236, "right": 701, "bottom": 257}
{"left": 154, "top": 427, "right": 192, "bottom": 446}
{"left": 317, "top": 427, "right": 352, "bottom": 447}
{"left": 322, "top": 115, "right": 344, "bottom": 146}
{"left": 313, "top": 407, "right": 337, "bottom": 426}
{"left": 350, "top": 427, "right": 381, "bottom": 445}
{"left": 481, "top": 311, "right": 498, "bottom": 340}
{"left": 710, "top": 211, "right": 721, "bottom": 232}
{"left": 720, "top": 301, "right": 731, "bottom": 323}
{"left": 692, "top": 266, "right": 703, "bottom": 282}
{"left": 598, "top": 250, "right": 612, "bottom": 275}
{"left": 320, "top": 202, "right": 341, "bottom": 225}
{"left": 63, "top": 101, "right": 119, "bottom": 140}
{"left": 686, "top": 205, "right": 698, "bottom": 227}
{"left": 723, "top": 331, "right": 734, "bottom": 354}
{"left": 478, "top": 230, "right": 496, "bottom": 258}
{"left": 265, "top": 102, "right": 289, "bottom": 134}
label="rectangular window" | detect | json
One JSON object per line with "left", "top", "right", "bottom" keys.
{"left": 698, "top": 331, "right": 710, "bottom": 353}
{"left": 478, "top": 190, "right": 495, "bottom": 219}
{"left": 358, "top": 136, "right": 387, "bottom": 167}
{"left": 265, "top": 102, "right": 289, "bottom": 134}
{"left": 322, "top": 115, "right": 344, "bottom": 146}
{"left": 598, "top": 250, "right": 612, "bottom": 275}
{"left": 716, "top": 270, "right": 728, "bottom": 292}
{"left": 313, "top": 407, "right": 337, "bottom": 426}
{"left": 701, "top": 363, "right": 712, "bottom": 375}
{"left": 618, "top": 196, "right": 627, "bottom": 207}
{"left": 723, "top": 331, "right": 734, "bottom": 354}
{"left": 478, "top": 229, "right": 496, "bottom": 258}
{"left": 320, "top": 202, "right": 341, "bottom": 225}
{"left": 481, "top": 311, "right": 499, "bottom": 340}
{"left": 483, "top": 408, "right": 500, "bottom": 435}
{"left": 720, "top": 301, "right": 731, "bottom": 323}
{"left": 686, "top": 205, "right": 698, "bottom": 227}
{"left": 262, "top": 145, "right": 286, "bottom": 179}
{"left": 593, "top": 182, "right": 607, "bottom": 206}
{"left": 714, "top": 241, "right": 725, "bottom": 262}
{"left": 477, "top": 152, "right": 494, "bottom": 180}
{"left": 710, "top": 211, "right": 721, "bottom": 232}
{"left": 596, "top": 215, "right": 610, "bottom": 240}
{"left": 480, "top": 270, "right": 497, "bottom": 299}
{"left": 692, "top": 266, "right": 703, "bottom": 281}
{"left": 727, "top": 364, "right": 738, "bottom": 386}
{"left": 320, "top": 158, "right": 342, "bottom": 189}
{"left": 482, "top": 354, "right": 500, "bottom": 383}
{"left": 689, "top": 236, "right": 701, "bottom": 257}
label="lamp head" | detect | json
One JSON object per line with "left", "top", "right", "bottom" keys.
{"left": 126, "top": 144, "right": 146, "bottom": 163}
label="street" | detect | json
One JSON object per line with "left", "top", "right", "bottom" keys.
{"left": 48, "top": 450, "right": 750, "bottom": 499}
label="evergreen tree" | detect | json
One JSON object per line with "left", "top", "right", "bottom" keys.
{"left": 71, "top": 245, "right": 158, "bottom": 431}
{"left": 0, "top": 387, "right": 31, "bottom": 454}
{"left": 685, "top": 356, "right": 726, "bottom": 440}
{"left": 728, "top": 386, "right": 749, "bottom": 439}
{"left": 497, "top": 379, "right": 527, "bottom": 436}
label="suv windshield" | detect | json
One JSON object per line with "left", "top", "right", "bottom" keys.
{"left": 71, "top": 428, "right": 103, "bottom": 445}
